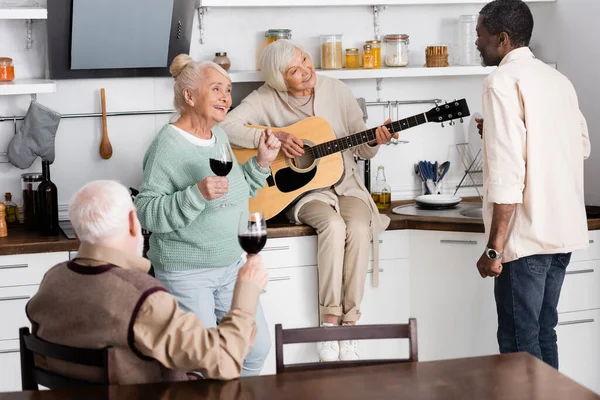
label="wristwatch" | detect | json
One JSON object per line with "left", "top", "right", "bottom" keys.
{"left": 485, "top": 247, "right": 503, "bottom": 261}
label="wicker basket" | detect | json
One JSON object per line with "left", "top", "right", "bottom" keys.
{"left": 425, "top": 46, "right": 449, "bottom": 67}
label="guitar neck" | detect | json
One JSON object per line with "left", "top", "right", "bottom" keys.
{"left": 312, "top": 112, "right": 428, "bottom": 159}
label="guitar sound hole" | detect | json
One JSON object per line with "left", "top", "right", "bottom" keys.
{"left": 291, "top": 146, "right": 316, "bottom": 170}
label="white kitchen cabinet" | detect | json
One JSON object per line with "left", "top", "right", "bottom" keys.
{"left": 559, "top": 259, "right": 600, "bottom": 313}
{"left": 557, "top": 309, "right": 600, "bottom": 395}
{"left": 359, "top": 259, "right": 411, "bottom": 359}
{"left": 0, "top": 285, "right": 38, "bottom": 342}
{"left": 0, "top": 340, "right": 21, "bottom": 393}
{"left": 0, "top": 252, "right": 68, "bottom": 288}
{"left": 259, "top": 265, "right": 319, "bottom": 375}
{"left": 201, "top": 0, "right": 554, "bottom": 7}
{"left": 409, "top": 230, "right": 498, "bottom": 361}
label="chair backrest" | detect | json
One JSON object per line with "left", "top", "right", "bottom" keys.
{"left": 275, "top": 318, "right": 418, "bottom": 374}
{"left": 19, "top": 327, "right": 111, "bottom": 390}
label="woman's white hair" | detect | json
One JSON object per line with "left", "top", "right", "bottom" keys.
{"left": 169, "top": 54, "right": 231, "bottom": 112}
{"left": 68, "top": 180, "right": 135, "bottom": 244}
{"left": 261, "top": 39, "right": 310, "bottom": 92}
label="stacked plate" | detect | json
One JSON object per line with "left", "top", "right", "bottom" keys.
{"left": 415, "top": 194, "right": 462, "bottom": 210}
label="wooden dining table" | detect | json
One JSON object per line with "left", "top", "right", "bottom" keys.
{"left": 0, "top": 353, "right": 598, "bottom": 400}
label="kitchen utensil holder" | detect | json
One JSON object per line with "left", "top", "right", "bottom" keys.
{"left": 454, "top": 142, "right": 483, "bottom": 198}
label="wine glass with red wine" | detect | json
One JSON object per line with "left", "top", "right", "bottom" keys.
{"left": 238, "top": 212, "right": 267, "bottom": 255}
{"left": 209, "top": 141, "right": 234, "bottom": 207}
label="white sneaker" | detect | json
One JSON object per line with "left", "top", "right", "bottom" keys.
{"left": 339, "top": 340, "right": 359, "bottom": 361}
{"left": 317, "top": 340, "right": 340, "bottom": 362}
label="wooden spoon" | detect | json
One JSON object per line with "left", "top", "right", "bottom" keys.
{"left": 99, "top": 88, "right": 113, "bottom": 159}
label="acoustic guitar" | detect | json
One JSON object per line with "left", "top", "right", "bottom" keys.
{"left": 233, "top": 99, "right": 470, "bottom": 220}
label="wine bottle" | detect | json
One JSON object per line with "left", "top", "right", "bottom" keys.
{"left": 38, "top": 160, "right": 59, "bottom": 235}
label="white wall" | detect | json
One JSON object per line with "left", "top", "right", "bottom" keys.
{"left": 555, "top": 0, "right": 600, "bottom": 206}
{"left": 0, "top": 2, "right": 556, "bottom": 212}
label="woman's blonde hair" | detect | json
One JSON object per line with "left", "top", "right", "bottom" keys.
{"left": 261, "top": 40, "right": 311, "bottom": 92}
{"left": 169, "top": 54, "right": 231, "bottom": 112}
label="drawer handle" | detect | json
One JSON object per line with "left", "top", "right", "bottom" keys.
{"left": 0, "top": 263, "right": 28, "bottom": 270}
{"left": 0, "top": 295, "right": 31, "bottom": 302}
{"left": 367, "top": 269, "right": 384, "bottom": 274}
{"left": 262, "top": 246, "right": 290, "bottom": 252}
{"left": 0, "top": 349, "right": 19, "bottom": 354}
{"left": 558, "top": 318, "right": 594, "bottom": 326}
{"left": 565, "top": 269, "right": 595, "bottom": 276}
{"left": 261, "top": 276, "right": 292, "bottom": 294}
{"left": 440, "top": 240, "right": 478, "bottom": 245}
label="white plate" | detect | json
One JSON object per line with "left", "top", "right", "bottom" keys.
{"left": 415, "top": 194, "right": 462, "bottom": 206}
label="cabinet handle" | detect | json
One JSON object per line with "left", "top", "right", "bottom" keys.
{"left": 262, "top": 246, "right": 290, "bottom": 252}
{"left": 0, "top": 263, "right": 28, "bottom": 270}
{"left": 558, "top": 318, "right": 594, "bottom": 326}
{"left": 440, "top": 240, "right": 478, "bottom": 245}
{"left": 0, "top": 295, "right": 31, "bottom": 302}
{"left": 565, "top": 269, "right": 594, "bottom": 276}
{"left": 367, "top": 269, "right": 384, "bottom": 274}
{"left": 590, "top": 240, "right": 595, "bottom": 244}
{"left": 261, "top": 276, "right": 292, "bottom": 294}
{"left": 0, "top": 349, "right": 19, "bottom": 354}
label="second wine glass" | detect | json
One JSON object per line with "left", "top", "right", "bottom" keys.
{"left": 209, "top": 141, "right": 234, "bottom": 208}
{"left": 238, "top": 212, "right": 267, "bottom": 255}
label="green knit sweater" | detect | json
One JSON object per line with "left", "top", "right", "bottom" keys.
{"left": 135, "top": 124, "right": 269, "bottom": 271}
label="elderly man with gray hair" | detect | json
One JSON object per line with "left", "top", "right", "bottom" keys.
{"left": 26, "top": 180, "right": 269, "bottom": 384}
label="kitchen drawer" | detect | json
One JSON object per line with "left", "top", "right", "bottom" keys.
{"left": 571, "top": 231, "right": 600, "bottom": 262}
{"left": 0, "top": 252, "right": 68, "bottom": 288}
{"left": 261, "top": 236, "right": 317, "bottom": 269}
{"left": 0, "top": 285, "right": 38, "bottom": 341}
{"left": 374, "top": 230, "right": 410, "bottom": 261}
{"left": 558, "top": 260, "right": 600, "bottom": 313}
{"left": 0, "top": 339, "right": 22, "bottom": 393}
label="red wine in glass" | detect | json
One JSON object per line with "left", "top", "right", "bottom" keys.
{"left": 238, "top": 233, "right": 267, "bottom": 254}
{"left": 239, "top": 212, "right": 267, "bottom": 254}
{"left": 209, "top": 159, "right": 233, "bottom": 176}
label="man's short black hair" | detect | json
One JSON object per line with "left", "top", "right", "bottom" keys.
{"left": 479, "top": 0, "right": 534, "bottom": 48}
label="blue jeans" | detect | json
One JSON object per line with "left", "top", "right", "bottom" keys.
{"left": 154, "top": 259, "right": 270, "bottom": 376}
{"left": 495, "top": 253, "right": 571, "bottom": 369}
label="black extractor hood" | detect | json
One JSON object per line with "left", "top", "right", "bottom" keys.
{"left": 47, "top": 0, "right": 198, "bottom": 79}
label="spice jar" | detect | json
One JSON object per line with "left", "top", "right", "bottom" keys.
{"left": 365, "top": 40, "right": 381, "bottom": 68}
{"left": 345, "top": 48, "right": 360, "bottom": 69}
{"left": 0, "top": 57, "right": 15, "bottom": 81}
{"left": 265, "top": 29, "right": 292, "bottom": 44}
{"left": 320, "top": 34, "right": 343, "bottom": 70}
{"left": 384, "top": 34, "right": 410, "bottom": 67}
{"left": 362, "top": 44, "right": 375, "bottom": 69}
{"left": 213, "top": 52, "right": 231, "bottom": 71}
{"left": 21, "top": 172, "right": 42, "bottom": 231}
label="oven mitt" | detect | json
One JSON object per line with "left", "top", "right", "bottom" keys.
{"left": 7, "top": 101, "right": 61, "bottom": 169}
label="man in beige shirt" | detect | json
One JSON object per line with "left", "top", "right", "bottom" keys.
{"left": 26, "top": 180, "right": 268, "bottom": 384}
{"left": 474, "top": 0, "right": 590, "bottom": 369}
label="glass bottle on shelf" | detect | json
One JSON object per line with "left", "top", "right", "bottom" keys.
{"left": 38, "top": 160, "right": 59, "bottom": 235}
{"left": 365, "top": 40, "right": 381, "bottom": 68}
{"left": 362, "top": 44, "right": 375, "bottom": 69}
{"left": 371, "top": 166, "right": 391, "bottom": 210}
{"left": 3, "top": 193, "right": 18, "bottom": 225}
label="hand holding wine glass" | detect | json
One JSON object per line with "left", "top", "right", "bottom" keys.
{"left": 238, "top": 212, "right": 267, "bottom": 255}
{"left": 237, "top": 254, "right": 268, "bottom": 291}
{"left": 209, "top": 141, "right": 234, "bottom": 207}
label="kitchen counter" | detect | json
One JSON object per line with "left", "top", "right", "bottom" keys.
{"left": 1, "top": 200, "right": 599, "bottom": 256}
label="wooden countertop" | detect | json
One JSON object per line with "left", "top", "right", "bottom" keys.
{"left": 2, "top": 200, "right": 599, "bottom": 256}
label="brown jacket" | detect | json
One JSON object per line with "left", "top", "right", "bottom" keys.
{"left": 26, "top": 242, "right": 260, "bottom": 384}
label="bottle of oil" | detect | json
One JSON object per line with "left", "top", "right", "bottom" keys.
{"left": 3, "top": 193, "right": 18, "bottom": 225}
{"left": 371, "top": 166, "right": 391, "bottom": 210}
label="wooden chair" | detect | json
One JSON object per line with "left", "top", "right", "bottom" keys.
{"left": 275, "top": 318, "right": 418, "bottom": 374}
{"left": 19, "top": 327, "right": 111, "bottom": 390}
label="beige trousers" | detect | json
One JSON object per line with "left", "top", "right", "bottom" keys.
{"left": 297, "top": 196, "right": 372, "bottom": 322}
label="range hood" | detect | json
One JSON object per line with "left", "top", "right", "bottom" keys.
{"left": 47, "top": 0, "right": 198, "bottom": 79}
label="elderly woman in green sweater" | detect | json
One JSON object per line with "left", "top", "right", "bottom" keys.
{"left": 135, "top": 55, "right": 280, "bottom": 376}
{"left": 221, "top": 40, "right": 396, "bottom": 363}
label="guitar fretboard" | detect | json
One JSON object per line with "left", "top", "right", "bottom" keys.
{"left": 311, "top": 113, "right": 427, "bottom": 159}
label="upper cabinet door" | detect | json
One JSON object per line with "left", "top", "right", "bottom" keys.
{"left": 200, "top": 0, "right": 555, "bottom": 7}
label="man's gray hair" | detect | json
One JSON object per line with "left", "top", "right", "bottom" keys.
{"left": 68, "top": 180, "right": 134, "bottom": 244}
{"left": 261, "top": 39, "right": 310, "bottom": 92}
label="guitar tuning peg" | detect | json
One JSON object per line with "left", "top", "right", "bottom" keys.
{"left": 460, "top": 118, "right": 464, "bottom": 123}
{"left": 441, "top": 122, "right": 445, "bottom": 128}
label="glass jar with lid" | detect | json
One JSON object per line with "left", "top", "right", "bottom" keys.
{"left": 213, "top": 52, "right": 231, "bottom": 71}
{"left": 362, "top": 44, "right": 375, "bottom": 69}
{"left": 365, "top": 40, "right": 381, "bottom": 68}
{"left": 265, "top": 29, "right": 292, "bottom": 44}
{"left": 320, "top": 34, "right": 343, "bottom": 70}
{"left": 0, "top": 57, "right": 15, "bottom": 81}
{"left": 345, "top": 48, "right": 360, "bottom": 69}
{"left": 21, "top": 172, "right": 42, "bottom": 230}
{"left": 384, "top": 34, "right": 410, "bottom": 67}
